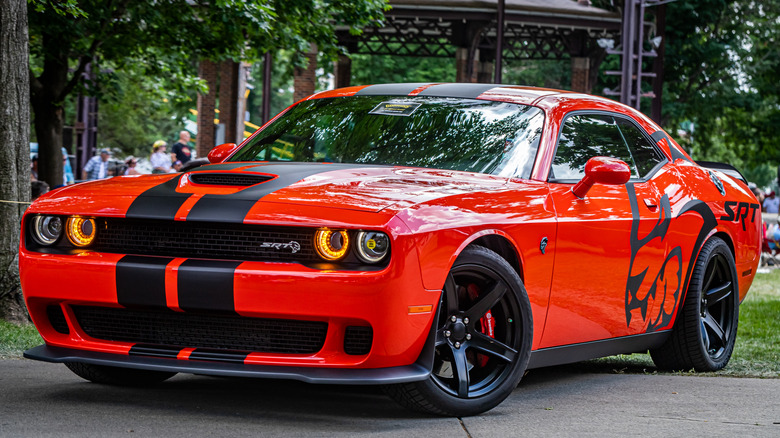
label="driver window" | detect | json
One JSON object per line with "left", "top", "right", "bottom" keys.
{"left": 550, "top": 114, "right": 637, "bottom": 181}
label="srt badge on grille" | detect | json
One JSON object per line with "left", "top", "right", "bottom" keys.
{"left": 260, "top": 241, "right": 301, "bottom": 253}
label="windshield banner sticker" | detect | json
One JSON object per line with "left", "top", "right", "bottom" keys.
{"left": 369, "top": 101, "right": 421, "bottom": 116}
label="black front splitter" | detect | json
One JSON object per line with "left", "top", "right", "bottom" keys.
{"left": 24, "top": 345, "right": 431, "bottom": 385}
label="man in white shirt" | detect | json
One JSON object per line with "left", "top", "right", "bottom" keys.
{"left": 82, "top": 149, "right": 111, "bottom": 180}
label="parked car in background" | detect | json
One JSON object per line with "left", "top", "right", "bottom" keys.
{"left": 20, "top": 84, "right": 761, "bottom": 416}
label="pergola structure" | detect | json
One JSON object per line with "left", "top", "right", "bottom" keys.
{"left": 203, "top": 1, "right": 667, "bottom": 154}
{"left": 334, "top": 0, "right": 621, "bottom": 92}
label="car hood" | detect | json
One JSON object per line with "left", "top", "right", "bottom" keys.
{"left": 31, "top": 162, "right": 511, "bottom": 221}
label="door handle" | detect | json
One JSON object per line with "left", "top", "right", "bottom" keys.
{"left": 643, "top": 198, "right": 658, "bottom": 211}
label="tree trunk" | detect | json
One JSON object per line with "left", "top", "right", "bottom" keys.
{"left": 30, "top": 31, "right": 68, "bottom": 189}
{"left": 0, "top": 0, "right": 31, "bottom": 323}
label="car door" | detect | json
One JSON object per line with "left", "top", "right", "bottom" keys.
{"left": 539, "top": 113, "right": 670, "bottom": 348}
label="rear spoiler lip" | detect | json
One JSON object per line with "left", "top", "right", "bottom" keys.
{"left": 695, "top": 160, "right": 748, "bottom": 185}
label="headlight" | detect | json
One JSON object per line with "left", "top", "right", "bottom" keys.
{"left": 65, "top": 217, "right": 96, "bottom": 247}
{"left": 31, "top": 215, "right": 63, "bottom": 246}
{"left": 355, "top": 231, "right": 390, "bottom": 263}
{"left": 314, "top": 228, "right": 349, "bottom": 261}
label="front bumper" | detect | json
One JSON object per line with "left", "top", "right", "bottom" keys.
{"left": 20, "top": 229, "right": 440, "bottom": 371}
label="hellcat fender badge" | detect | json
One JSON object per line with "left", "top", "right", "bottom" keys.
{"left": 540, "top": 237, "right": 548, "bottom": 254}
{"left": 261, "top": 241, "right": 301, "bottom": 253}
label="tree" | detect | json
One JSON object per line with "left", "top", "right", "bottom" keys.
{"left": 28, "top": 0, "right": 388, "bottom": 188}
{"left": 0, "top": 0, "right": 31, "bottom": 323}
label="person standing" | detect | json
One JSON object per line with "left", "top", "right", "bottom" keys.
{"left": 764, "top": 191, "right": 779, "bottom": 214}
{"left": 124, "top": 156, "right": 141, "bottom": 175}
{"left": 150, "top": 140, "right": 173, "bottom": 174}
{"left": 171, "top": 130, "right": 193, "bottom": 164}
{"left": 82, "top": 148, "right": 112, "bottom": 180}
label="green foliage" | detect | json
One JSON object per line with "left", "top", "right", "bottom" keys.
{"left": 98, "top": 64, "right": 191, "bottom": 157}
{"left": 350, "top": 53, "right": 455, "bottom": 85}
{"left": 661, "top": 0, "right": 780, "bottom": 180}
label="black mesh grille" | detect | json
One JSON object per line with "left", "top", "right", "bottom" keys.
{"left": 344, "top": 326, "right": 373, "bottom": 355}
{"left": 92, "top": 218, "right": 317, "bottom": 262}
{"left": 72, "top": 306, "right": 328, "bottom": 354}
{"left": 47, "top": 305, "right": 69, "bottom": 334}
{"left": 189, "top": 173, "right": 273, "bottom": 186}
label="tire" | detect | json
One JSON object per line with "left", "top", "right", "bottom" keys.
{"left": 65, "top": 362, "right": 176, "bottom": 386}
{"left": 384, "top": 245, "right": 532, "bottom": 416}
{"left": 650, "top": 236, "right": 739, "bottom": 371}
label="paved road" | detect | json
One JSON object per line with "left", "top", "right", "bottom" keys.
{"left": 1, "top": 359, "right": 778, "bottom": 437}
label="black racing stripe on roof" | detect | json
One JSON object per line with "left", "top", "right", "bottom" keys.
{"left": 416, "top": 83, "right": 500, "bottom": 99}
{"left": 185, "top": 163, "right": 374, "bottom": 223}
{"left": 354, "top": 83, "right": 432, "bottom": 96}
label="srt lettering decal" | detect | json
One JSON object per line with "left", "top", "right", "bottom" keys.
{"left": 720, "top": 201, "right": 760, "bottom": 231}
{"left": 625, "top": 184, "right": 717, "bottom": 332}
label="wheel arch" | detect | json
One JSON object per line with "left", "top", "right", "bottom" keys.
{"left": 457, "top": 231, "right": 525, "bottom": 284}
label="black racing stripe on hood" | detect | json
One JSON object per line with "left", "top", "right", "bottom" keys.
{"left": 355, "top": 83, "right": 432, "bottom": 96}
{"left": 126, "top": 174, "right": 192, "bottom": 220}
{"left": 416, "top": 83, "right": 500, "bottom": 99}
{"left": 185, "top": 162, "right": 376, "bottom": 223}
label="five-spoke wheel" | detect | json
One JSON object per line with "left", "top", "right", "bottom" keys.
{"left": 385, "top": 245, "right": 532, "bottom": 416}
{"left": 651, "top": 236, "right": 739, "bottom": 371}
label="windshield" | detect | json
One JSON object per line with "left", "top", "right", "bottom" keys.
{"left": 230, "top": 96, "right": 545, "bottom": 179}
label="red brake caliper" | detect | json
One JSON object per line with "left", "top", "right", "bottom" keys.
{"left": 467, "top": 283, "right": 495, "bottom": 366}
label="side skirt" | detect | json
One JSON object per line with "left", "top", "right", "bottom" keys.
{"left": 527, "top": 331, "right": 671, "bottom": 370}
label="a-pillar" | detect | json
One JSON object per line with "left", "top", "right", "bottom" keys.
{"left": 197, "top": 59, "right": 218, "bottom": 158}
{"left": 334, "top": 54, "right": 352, "bottom": 89}
{"left": 571, "top": 57, "right": 592, "bottom": 93}
{"left": 455, "top": 48, "right": 479, "bottom": 83}
{"left": 294, "top": 44, "right": 318, "bottom": 102}
{"left": 218, "top": 60, "right": 239, "bottom": 145}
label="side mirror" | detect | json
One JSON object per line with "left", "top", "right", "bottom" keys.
{"left": 571, "top": 156, "right": 631, "bottom": 198}
{"left": 207, "top": 143, "right": 239, "bottom": 164}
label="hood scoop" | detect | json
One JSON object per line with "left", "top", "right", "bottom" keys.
{"left": 188, "top": 172, "right": 274, "bottom": 187}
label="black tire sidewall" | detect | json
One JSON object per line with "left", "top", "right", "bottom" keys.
{"left": 413, "top": 245, "right": 533, "bottom": 416}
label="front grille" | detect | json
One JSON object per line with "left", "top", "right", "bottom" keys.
{"left": 344, "top": 326, "right": 373, "bottom": 355}
{"left": 92, "top": 218, "right": 317, "bottom": 262}
{"left": 189, "top": 173, "right": 273, "bottom": 186}
{"left": 72, "top": 306, "right": 328, "bottom": 354}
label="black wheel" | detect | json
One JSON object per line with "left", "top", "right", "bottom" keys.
{"left": 650, "top": 237, "right": 739, "bottom": 371}
{"left": 385, "top": 246, "right": 532, "bottom": 416}
{"left": 65, "top": 362, "right": 176, "bottom": 386}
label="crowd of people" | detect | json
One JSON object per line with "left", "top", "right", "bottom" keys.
{"left": 80, "top": 130, "right": 195, "bottom": 180}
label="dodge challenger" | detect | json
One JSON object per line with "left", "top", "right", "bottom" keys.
{"left": 20, "top": 83, "right": 761, "bottom": 416}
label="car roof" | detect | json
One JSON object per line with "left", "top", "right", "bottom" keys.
{"left": 309, "top": 83, "right": 623, "bottom": 108}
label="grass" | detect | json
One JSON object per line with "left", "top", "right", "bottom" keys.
{"left": 0, "top": 319, "right": 42, "bottom": 359}
{"left": 0, "top": 271, "right": 777, "bottom": 377}
{"left": 578, "top": 268, "right": 780, "bottom": 378}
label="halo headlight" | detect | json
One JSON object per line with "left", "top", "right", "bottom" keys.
{"left": 31, "top": 215, "right": 63, "bottom": 246}
{"left": 65, "top": 217, "right": 96, "bottom": 247}
{"left": 314, "top": 228, "right": 349, "bottom": 261}
{"left": 356, "top": 231, "right": 390, "bottom": 263}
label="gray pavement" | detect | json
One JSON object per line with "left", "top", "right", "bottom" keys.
{"left": 1, "top": 358, "right": 778, "bottom": 437}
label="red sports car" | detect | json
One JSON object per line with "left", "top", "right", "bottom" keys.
{"left": 20, "top": 83, "right": 761, "bottom": 416}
